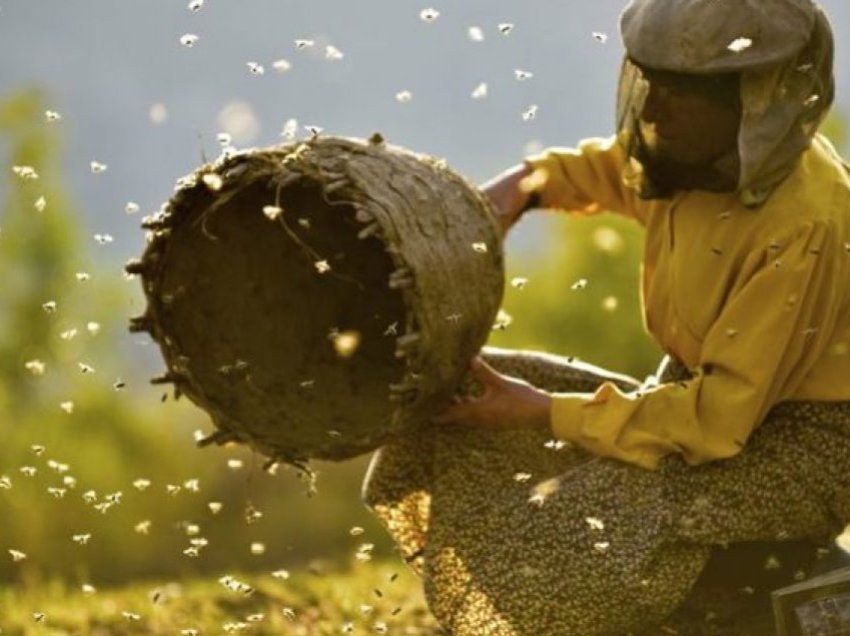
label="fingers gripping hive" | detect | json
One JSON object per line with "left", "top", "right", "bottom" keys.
{"left": 127, "top": 135, "right": 504, "bottom": 464}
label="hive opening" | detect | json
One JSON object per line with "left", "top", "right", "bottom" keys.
{"left": 154, "top": 174, "right": 409, "bottom": 460}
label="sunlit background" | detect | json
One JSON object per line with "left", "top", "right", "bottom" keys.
{"left": 0, "top": 0, "right": 847, "bottom": 618}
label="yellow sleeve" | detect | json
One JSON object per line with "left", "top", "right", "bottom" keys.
{"left": 523, "top": 134, "right": 643, "bottom": 222}
{"left": 550, "top": 221, "right": 841, "bottom": 470}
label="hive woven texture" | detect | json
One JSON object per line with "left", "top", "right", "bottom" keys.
{"left": 128, "top": 135, "right": 504, "bottom": 464}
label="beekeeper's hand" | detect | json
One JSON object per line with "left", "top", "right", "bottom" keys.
{"left": 434, "top": 356, "right": 552, "bottom": 429}
{"left": 480, "top": 164, "right": 542, "bottom": 237}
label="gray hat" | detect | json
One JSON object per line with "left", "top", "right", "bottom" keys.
{"left": 616, "top": 0, "right": 834, "bottom": 205}
{"left": 621, "top": 0, "right": 816, "bottom": 74}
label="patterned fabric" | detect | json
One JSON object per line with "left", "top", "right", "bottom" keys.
{"left": 363, "top": 348, "right": 850, "bottom": 635}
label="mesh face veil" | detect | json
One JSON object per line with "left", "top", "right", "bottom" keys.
{"left": 616, "top": 0, "right": 835, "bottom": 205}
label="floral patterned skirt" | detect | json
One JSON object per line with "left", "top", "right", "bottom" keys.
{"left": 362, "top": 347, "right": 850, "bottom": 635}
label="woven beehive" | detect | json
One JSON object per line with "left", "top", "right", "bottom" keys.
{"left": 127, "top": 135, "right": 504, "bottom": 464}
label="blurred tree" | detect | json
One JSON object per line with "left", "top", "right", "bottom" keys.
{"left": 822, "top": 110, "right": 847, "bottom": 153}
{"left": 491, "top": 212, "right": 663, "bottom": 380}
{"left": 0, "top": 90, "right": 79, "bottom": 414}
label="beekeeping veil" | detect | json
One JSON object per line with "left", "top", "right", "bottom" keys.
{"left": 617, "top": 0, "right": 834, "bottom": 205}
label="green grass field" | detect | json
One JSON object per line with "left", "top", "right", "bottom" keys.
{"left": 0, "top": 560, "right": 442, "bottom": 635}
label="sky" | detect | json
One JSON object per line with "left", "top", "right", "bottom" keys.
{"left": 0, "top": 0, "right": 848, "bottom": 264}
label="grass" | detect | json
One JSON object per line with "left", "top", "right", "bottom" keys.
{"left": 0, "top": 559, "right": 443, "bottom": 635}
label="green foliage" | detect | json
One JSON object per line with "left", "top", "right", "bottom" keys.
{"left": 822, "top": 109, "right": 847, "bottom": 153}
{"left": 0, "top": 559, "right": 439, "bottom": 634}
{"left": 491, "top": 212, "right": 662, "bottom": 380}
{"left": 0, "top": 90, "right": 80, "bottom": 413}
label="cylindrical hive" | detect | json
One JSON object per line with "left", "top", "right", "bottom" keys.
{"left": 129, "top": 135, "right": 504, "bottom": 464}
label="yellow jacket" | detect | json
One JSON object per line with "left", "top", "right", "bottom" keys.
{"left": 524, "top": 133, "right": 850, "bottom": 469}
